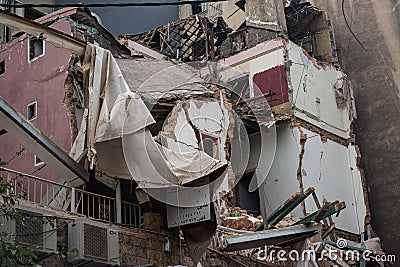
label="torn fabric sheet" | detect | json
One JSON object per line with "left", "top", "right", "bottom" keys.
{"left": 122, "top": 129, "right": 226, "bottom": 188}
{"left": 72, "top": 44, "right": 226, "bottom": 188}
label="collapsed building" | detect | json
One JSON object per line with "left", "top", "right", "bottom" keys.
{"left": 0, "top": 1, "right": 388, "bottom": 266}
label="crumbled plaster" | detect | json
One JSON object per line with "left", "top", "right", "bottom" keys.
{"left": 296, "top": 125, "right": 307, "bottom": 216}
{"left": 355, "top": 145, "right": 371, "bottom": 226}
{"left": 63, "top": 75, "right": 79, "bottom": 142}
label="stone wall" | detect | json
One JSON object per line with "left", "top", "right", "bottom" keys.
{"left": 119, "top": 227, "right": 193, "bottom": 266}
{"left": 119, "top": 227, "right": 276, "bottom": 267}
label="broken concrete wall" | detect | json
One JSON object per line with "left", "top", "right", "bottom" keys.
{"left": 309, "top": 0, "right": 400, "bottom": 256}
{"left": 161, "top": 99, "right": 230, "bottom": 163}
{"left": 254, "top": 123, "right": 367, "bottom": 234}
{"left": 219, "top": 38, "right": 355, "bottom": 139}
{"left": 245, "top": 0, "right": 287, "bottom": 33}
{"left": 219, "top": 0, "right": 244, "bottom": 31}
{"left": 285, "top": 4, "right": 338, "bottom": 64}
{"left": 180, "top": 0, "right": 243, "bottom": 31}
{"left": 286, "top": 41, "right": 354, "bottom": 139}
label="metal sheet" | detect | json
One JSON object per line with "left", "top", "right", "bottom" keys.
{"left": 166, "top": 188, "right": 211, "bottom": 227}
{"left": 224, "top": 224, "right": 318, "bottom": 251}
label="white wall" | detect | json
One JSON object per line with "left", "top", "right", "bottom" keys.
{"left": 164, "top": 99, "right": 230, "bottom": 163}
{"left": 256, "top": 124, "right": 366, "bottom": 234}
{"left": 218, "top": 39, "right": 354, "bottom": 139}
{"left": 287, "top": 42, "right": 353, "bottom": 139}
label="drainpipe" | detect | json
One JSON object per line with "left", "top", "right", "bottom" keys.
{"left": 116, "top": 179, "right": 122, "bottom": 224}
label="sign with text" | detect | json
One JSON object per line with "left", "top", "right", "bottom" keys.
{"left": 167, "top": 203, "right": 211, "bottom": 228}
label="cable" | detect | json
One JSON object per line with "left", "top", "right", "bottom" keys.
{"left": 0, "top": 0, "right": 227, "bottom": 8}
{"left": 341, "top": 0, "right": 368, "bottom": 51}
{"left": 29, "top": 163, "right": 47, "bottom": 175}
{"left": 6, "top": 147, "right": 25, "bottom": 164}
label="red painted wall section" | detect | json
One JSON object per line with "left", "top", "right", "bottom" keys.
{"left": 0, "top": 19, "right": 73, "bottom": 182}
{"left": 252, "top": 65, "right": 289, "bottom": 107}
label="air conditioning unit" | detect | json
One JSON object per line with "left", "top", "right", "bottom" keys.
{"left": 0, "top": 206, "right": 57, "bottom": 255}
{"left": 68, "top": 218, "right": 119, "bottom": 266}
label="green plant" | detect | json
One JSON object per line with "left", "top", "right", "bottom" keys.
{"left": 0, "top": 162, "right": 39, "bottom": 266}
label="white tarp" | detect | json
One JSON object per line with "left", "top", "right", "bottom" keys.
{"left": 71, "top": 44, "right": 225, "bottom": 189}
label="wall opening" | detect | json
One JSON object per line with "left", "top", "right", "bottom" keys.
{"left": 28, "top": 37, "right": 44, "bottom": 61}
{"left": 0, "top": 60, "right": 4, "bottom": 75}
{"left": 34, "top": 155, "right": 44, "bottom": 166}
{"left": 191, "top": 2, "right": 206, "bottom": 15}
{"left": 235, "top": 172, "right": 261, "bottom": 216}
{"left": 27, "top": 101, "right": 37, "bottom": 121}
{"left": 200, "top": 132, "right": 219, "bottom": 159}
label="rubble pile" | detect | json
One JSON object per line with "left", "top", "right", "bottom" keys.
{"left": 221, "top": 207, "right": 263, "bottom": 231}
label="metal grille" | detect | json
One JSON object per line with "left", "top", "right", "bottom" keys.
{"left": 15, "top": 213, "right": 43, "bottom": 247}
{"left": 83, "top": 223, "right": 108, "bottom": 260}
{"left": 1, "top": 168, "right": 148, "bottom": 227}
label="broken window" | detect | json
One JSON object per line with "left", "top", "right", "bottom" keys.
{"left": 200, "top": 133, "right": 219, "bottom": 159}
{"left": 0, "top": 60, "right": 4, "bottom": 75}
{"left": 27, "top": 101, "right": 37, "bottom": 121}
{"left": 28, "top": 37, "right": 44, "bottom": 61}
{"left": 34, "top": 155, "right": 44, "bottom": 166}
{"left": 191, "top": 2, "right": 206, "bottom": 14}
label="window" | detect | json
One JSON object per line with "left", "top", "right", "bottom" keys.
{"left": 34, "top": 155, "right": 44, "bottom": 166}
{"left": 199, "top": 133, "right": 219, "bottom": 159}
{"left": 0, "top": 60, "right": 4, "bottom": 75}
{"left": 28, "top": 37, "right": 44, "bottom": 61}
{"left": 27, "top": 101, "right": 37, "bottom": 121}
{"left": 191, "top": 2, "right": 206, "bottom": 14}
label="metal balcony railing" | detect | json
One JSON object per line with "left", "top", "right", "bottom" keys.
{"left": 205, "top": 2, "right": 223, "bottom": 17}
{"left": 0, "top": 167, "right": 147, "bottom": 228}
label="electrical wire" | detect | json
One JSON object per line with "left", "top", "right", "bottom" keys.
{"left": 0, "top": 0, "right": 227, "bottom": 9}
{"left": 341, "top": 0, "right": 368, "bottom": 51}
{"left": 29, "top": 163, "right": 47, "bottom": 175}
{"left": 6, "top": 147, "right": 25, "bottom": 164}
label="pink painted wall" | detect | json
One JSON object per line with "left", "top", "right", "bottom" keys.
{"left": 0, "top": 20, "right": 73, "bottom": 182}
{"left": 252, "top": 65, "right": 289, "bottom": 107}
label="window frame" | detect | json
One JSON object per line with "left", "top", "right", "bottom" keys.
{"left": 28, "top": 36, "right": 45, "bottom": 63}
{"left": 0, "top": 60, "right": 5, "bottom": 76}
{"left": 34, "top": 155, "right": 44, "bottom": 167}
{"left": 27, "top": 101, "right": 37, "bottom": 121}
{"left": 199, "top": 132, "right": 220, "bottom": 160}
